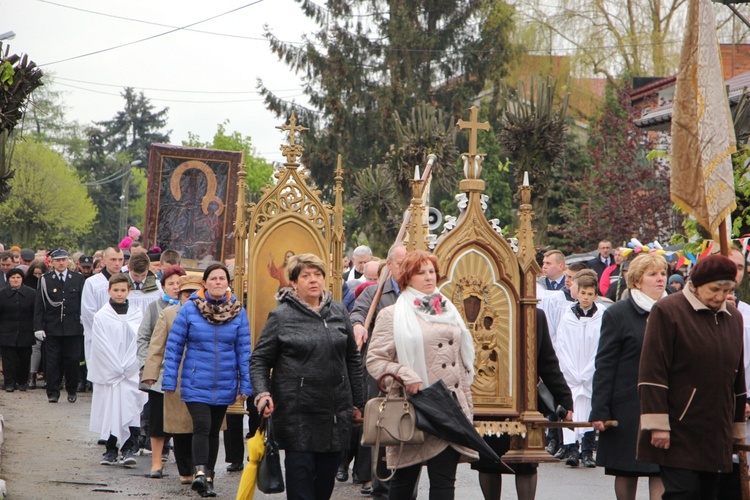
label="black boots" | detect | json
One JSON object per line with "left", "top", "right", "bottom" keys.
{"left": 192, "top": 465, "right": 208, "bottom": 495}
{"left": 28, "top": 373, "right": 36, "bottom": 390}
{"left": 202, "top": 470, "right": 217, "bottom": 497}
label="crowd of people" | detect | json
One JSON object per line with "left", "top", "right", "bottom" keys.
{"left": 0, "top": 233, "right": 748, "bottom": 500}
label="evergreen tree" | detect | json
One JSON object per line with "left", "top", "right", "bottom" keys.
{"left": 97, "top": 87, "right": 170, "bottom": 163}
{"left": 259, "top": 0, "right": 515, "bottom": 199}
{"left": 77, "top": 89, "right": 170, "bottom": 250}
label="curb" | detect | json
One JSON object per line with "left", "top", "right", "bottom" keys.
{"left": 0, "top": 413, "right": 5, "bottom": 499}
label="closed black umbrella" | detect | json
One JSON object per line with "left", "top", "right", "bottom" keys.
{"left": 409, "top": 380, "right": 507, "bottom": 467}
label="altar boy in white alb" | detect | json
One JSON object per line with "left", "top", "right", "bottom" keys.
{"left": 88, "top": 273, "right": 147, "bottom": 467}
{"left": 554, "top": 271, "right": 603, "bottom": 468}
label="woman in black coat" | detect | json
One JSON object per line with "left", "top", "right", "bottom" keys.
{"left": 590, "top": 253, "right": 667, "bottom": 500}
{"left": 251, "top": 253, "right": 364, "bottom": 500}
{"left": 0, "top": 268, "right": 37, "bottom": 391}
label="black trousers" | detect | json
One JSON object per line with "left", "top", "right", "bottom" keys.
{"left": 106, "top": 426, "right": 140, "bottom": 453}
{"left": 173, "top": 433, "right": 194, "bottom": 477}
{"left": 388, "top": 446, "right": 460, "bottom": 500}
{"left": 1, "top": 345, "right": 31, "bottom": 388}
{"left": 285, "top": 450, "right": 343, "bottom": 500}
{"left": 186, "top": 402, "right": 227, "bottom": 470}
{"left": 661, "top": 465, "right": 721, "bottom": 500}
{"left": 224, "top": 412, "right": 245, "bottom": 464}
{"left": 44, "top": 335, "right": 82, "bottom": 398}
{"left": 223, "top": 401, "right": 261, "bottom": 464}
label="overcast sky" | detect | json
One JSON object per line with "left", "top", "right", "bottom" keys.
{"left": 3, "top": 0, "right": 318, "bottom": 162}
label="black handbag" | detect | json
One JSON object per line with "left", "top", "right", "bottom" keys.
{"left": 257, "top": 413, "right": 285, "bottom": 494}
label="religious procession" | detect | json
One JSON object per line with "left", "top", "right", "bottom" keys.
{"left": 4, "top": 0, "right": 750, "bottom": 499}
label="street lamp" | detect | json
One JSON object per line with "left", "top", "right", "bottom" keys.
{"left": 118, "top": 159, "right": 142, "bottom": 240}
{"left": 0, "top": 31, "right": 15, "bottom": 41}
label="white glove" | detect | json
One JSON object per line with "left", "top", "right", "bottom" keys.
{"left": 34, "top": 330, "right": 46, "bottom": 341}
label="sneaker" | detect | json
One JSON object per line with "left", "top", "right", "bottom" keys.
{"left": 554, "top": 445, "right": 567, "bottom": 460}
{"left": 120, "top": 449, "right": 137, "bottom": 467}
{"left": 100, "top": 450, "right": 119, "bottom": 466}
{"left": 139, "top": 447, "right": 152, "bottom": 456}
{"left": 581, "top": 452, "right": 596, "bottom": 468}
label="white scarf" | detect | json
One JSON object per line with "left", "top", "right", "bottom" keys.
{"left": 393, "top": 287, "right": 475, "bottom": 386}
{"left": 630, "top": 288, "right": 667, "bottom": 312}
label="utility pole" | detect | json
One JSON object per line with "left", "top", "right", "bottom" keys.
{"left": 118, "top": 159, "right": 142, "bottom": 240}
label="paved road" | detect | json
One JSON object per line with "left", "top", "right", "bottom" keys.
{"left": 0, "top": 388, "right": 649, "bottom": 499}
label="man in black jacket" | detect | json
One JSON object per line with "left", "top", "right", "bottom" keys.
{"left": 587, "top": 240, "right": 614, "bottom": 280}
{"left": 34, "top": 249, "right": 86, "bottom": 403}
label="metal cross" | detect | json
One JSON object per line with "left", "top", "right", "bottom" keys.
{"left": 457, "top": 106, "right": 490, "bottom": 156}
{"left": 276, "top": 112, "right": 309, "bottom": 164}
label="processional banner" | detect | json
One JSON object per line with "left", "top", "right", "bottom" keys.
{"left": 144, "top": 144, "right": 241, "bottom": 269}
{"left": 670, "top": 0, "right": 737, "bottom": 238}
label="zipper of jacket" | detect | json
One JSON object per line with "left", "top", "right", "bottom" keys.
{"left": 214, "top": 325, "right": 218, "bottom": 405}
{"left": 322, "top": 318, "right": 338, "bottom": 425}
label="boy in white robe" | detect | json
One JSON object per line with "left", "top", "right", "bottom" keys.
{"left": 88, "top": 273, "right": 147, "bottom": 467}
{"left": 554, "top": 271, "right": 603, "bottom": 468}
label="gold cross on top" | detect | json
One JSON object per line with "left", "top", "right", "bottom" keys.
{"left": 277, "top": 111, "right": 309, "bottom": 164}
{"left": 457, "top": 106, "right": 489, "bottom": 157}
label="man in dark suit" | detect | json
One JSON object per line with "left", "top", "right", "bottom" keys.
{"left": 0, "top": 251, "right": 13, "bottom": 288}
{"left": 587, "top": 240, "right": 614, "bottom": 279}
{"left": 34, "top": 249, "right": 86, "bottom": 403}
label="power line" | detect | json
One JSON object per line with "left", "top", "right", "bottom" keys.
{"left": 40, "top": 0, "right": 268, "bottom": 67}
{"left": 53, "top": 76, "right": 301, "bottom": 95}
{"left": 36, "top": 0, "right": 304, "bottom": 45}
{"left": 53, "top": 81, "right": 304, "bottom": 104}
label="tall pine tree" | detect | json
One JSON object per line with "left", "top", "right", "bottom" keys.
{"left": 259, "top": 0, "right": 515, "bottom": 199}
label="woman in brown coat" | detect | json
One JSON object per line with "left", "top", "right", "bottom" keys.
{"left": 142, "top": 274, "right": 203, "bottom": 485}
{"left": 366, "top": 250, "right": 477, "bottom": 499}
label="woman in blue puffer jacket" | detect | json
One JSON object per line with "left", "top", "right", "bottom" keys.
{"left": 162, "top": 263, "right": 251, "bottom": 497}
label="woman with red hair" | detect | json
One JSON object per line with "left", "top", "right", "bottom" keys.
{"left": 366, "top": 250, "right": 477, "bottom": 498}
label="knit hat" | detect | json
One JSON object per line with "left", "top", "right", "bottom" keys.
{"left": 119, "top": 237, "right": 133, "bottom": 250}
{"left": 128, "top": 226, "right": 141, "bottom": 240}
{"left": 689, "top": 255, "right": 736, "bottom": 287}
{"left": 6, "top": 268, "right": 24, "bottom": 281}
{"left": 667, "top": 274, "right": 684, "bottom": 286}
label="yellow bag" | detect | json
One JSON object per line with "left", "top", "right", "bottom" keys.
{"left": 236, "top": 429, "right": 265, "bottom": 500}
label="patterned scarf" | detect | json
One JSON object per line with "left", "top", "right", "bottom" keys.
{"left": 193, "top": 288, "right": 242, "bottom": 325}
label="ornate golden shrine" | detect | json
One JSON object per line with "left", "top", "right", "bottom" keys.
{"left": 232, "top": 113, "right": 345, "bottom": 345}
{"left": 408, "top": 106, "right": 551, "bottom": 463}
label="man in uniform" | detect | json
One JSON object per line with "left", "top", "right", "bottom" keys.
{"left": 78, "top": 255, "right": 95, "bottom": 279}
{"left": 34, "top": 249, "right": 86, "bottom": 403}
{"left": 76, "top": 255, "right": 95, "bottom": 392}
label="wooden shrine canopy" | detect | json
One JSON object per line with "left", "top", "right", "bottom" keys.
{"left": 232, "top": 108, "right": 553, "bottom": 462}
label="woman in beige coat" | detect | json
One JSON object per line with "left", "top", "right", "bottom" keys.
{"left": 142, "top": 274, "right": 203, "bottom": 485}
{"left": 367, "top": 250, "right": 477, "bottom": 500}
